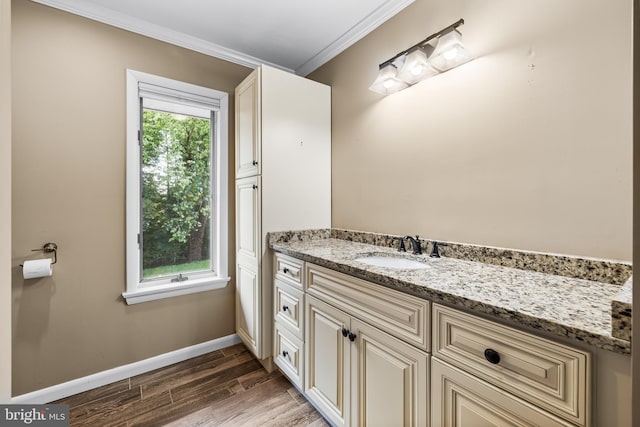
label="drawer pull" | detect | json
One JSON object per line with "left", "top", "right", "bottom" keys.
{"left": 484, "top": 348, "right": 501, "bottom": 365}
{"left": 283, "top": 267, "right": 289, "bottom": 274}
{"left": 282, "top": 350, "right": 289, "bottom": 357}
{"left": 348, "top": 332, "right": 357, "bottom": 342}
{"left": 252, "top": 160, "right": 258, "bottom": 166}
{"left": 282, "top": 305, "right": 289, "bottom": 312}
{"left": 342, "top": 328, "right": 349, "bottom": 337}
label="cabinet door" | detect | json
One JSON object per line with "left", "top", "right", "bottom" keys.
{"left": 305, "top": 295, "right": 351, "bottom": 427}
{"left": 351, "top": 318, "right": 428, "bottom": 427}
{"left": 235, "top": 176, "right": 260, "bottom": 267}
{"left": 236, "top": 262, "right": 260, "bottom": 355}
{"left": 260, "top": 65, "right": 330, "bottom": 232}
{"left": 431, "top": 358, "right": 572, "bottom": 427}
{"left": 235, "top": 176, "right": 261, "bottom": 357}
{"left": 235, "top": 68, "right": 261, "bottom": 178}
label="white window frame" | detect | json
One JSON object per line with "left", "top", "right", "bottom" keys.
{"left": 123, "top": 69, "right": 230, "bottom": 304}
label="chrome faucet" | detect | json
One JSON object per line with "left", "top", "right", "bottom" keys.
{"left": 403, "top": 235, "right": 423, "bottom": 255}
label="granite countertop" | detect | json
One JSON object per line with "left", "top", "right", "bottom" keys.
{"left": 269, "top": 230, "right": 632, "bottom": 354}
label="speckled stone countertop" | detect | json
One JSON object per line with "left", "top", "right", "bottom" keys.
{"left": 611, "top": 278, "right": 632, "bottom": 341}
{"left": 269, "top": 229, "right": 632, "bottom": 354}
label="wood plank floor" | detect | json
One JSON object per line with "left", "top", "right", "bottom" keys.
{"left": 53, "top": 344, "right": 329, "bottom": 427}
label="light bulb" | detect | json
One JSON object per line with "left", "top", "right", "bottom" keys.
{"left": 369, "top": 63, "right": 408, "bottom": 95}
{"left": 443, "top": 47, "right": 458, "bottom": 61}
{"left": 429, "top": 28, "right": 473, "bottom": 72}
{"left": 411, "top": 64, "right": 424, "bottom": 76}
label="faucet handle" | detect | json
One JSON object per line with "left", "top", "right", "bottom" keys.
{"left": 430, "top": 241, "right": 448, "bottom": 258}
{"left": 397, "top": 237, "right": 406, "bottom": 252}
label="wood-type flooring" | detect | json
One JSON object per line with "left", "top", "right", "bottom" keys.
{"left": 53, "top": 343, "right": 328, "bottom": 426}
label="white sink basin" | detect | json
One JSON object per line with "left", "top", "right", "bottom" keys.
{"left": 354, "top": 254, "right": 429, "bottom": 270}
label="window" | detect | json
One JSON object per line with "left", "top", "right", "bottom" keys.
{"left": 123, "top": 70, "right": 229, "bottom": 304}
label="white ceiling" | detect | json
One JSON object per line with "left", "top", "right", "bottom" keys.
{"left": 30, "top": 0, "right": 414, "bottom": 76}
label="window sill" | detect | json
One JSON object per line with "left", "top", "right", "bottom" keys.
{"left": 122, "top": 276, "right": 230, "bottom": 305}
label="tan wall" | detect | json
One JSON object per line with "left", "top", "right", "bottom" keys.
{"left": 1, "top": 0, "right": 12, "bottom": 403}
{"left": 11, "top": 0, "right": 251, "bottom": 395}
{"left": 310, "top": 0, "right": 633, "bottom": 261}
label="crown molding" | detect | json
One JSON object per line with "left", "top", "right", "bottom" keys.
{"left": 29, "top": 0, "right": 294, "bottom": 73}
{"left": 295, "top": 0, "right": 415, "bottom": 76}
{"left": 29, "top": 0, "right": 413, "bottom": 76}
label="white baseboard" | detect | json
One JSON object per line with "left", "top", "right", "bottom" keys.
{"left": 11, "top": 334, "right": 242, "bottom": 404}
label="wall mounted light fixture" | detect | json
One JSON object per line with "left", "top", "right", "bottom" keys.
{"left": 369, "top": 19, "right": 472, "bottom": 95}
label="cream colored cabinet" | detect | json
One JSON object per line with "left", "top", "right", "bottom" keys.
{"left": 235, "top": 70, "right": 260, "bottom": 179}
{"left": 304, "top": 267, "right": 429, "bottom": 427}
{"left": 271, "top": 255, "right": 598, "bottom": 426}
{"left": 273, "top": 253, "right": 306, "bottom": 388}
{"left": 274, "top": 322, "right": 304, "bottom": 388}
{"left": 235, "top": 65, "right": 330, "bottom": 366}
{"left": 352, "top": 317, "right": 428, "bottom": 427}
{"left": 431, "top": 358, "right": 572, "bottom": 427}
{"left": 235, "top": 176, "right": 260, "bottom": 354}
{"left": 432, "top": 303, "right": 591, "bottom": 426}
{"left": 306, "top": 295, "right": 351, "bottom": 426}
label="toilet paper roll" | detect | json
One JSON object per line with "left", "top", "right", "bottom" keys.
{"left": 22, "top": 258, "right": 53, "bottom": 279}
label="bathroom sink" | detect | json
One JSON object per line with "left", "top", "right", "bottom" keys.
{"left": 354, "top": 254, "right": 429, "bottom": 270}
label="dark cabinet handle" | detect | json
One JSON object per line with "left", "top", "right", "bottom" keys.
{"left": 348, "top": 332, "right": 357, "bottom": 342}
{"left": 252, "top": 184, "right": 258, "bottom": 190}
{"left": 484, "top": 348, "right": 501, "bottom": 364}
{"left": 252, "top": 160, "right": 258, "bottom": 166}
{"left": 282, "top": 305, "right": 289, "bottom": 312}
{"left": 282, "top": 350, "right": 289, "bottom": 357}
{"left": 342, "top": 328, "right": 349, "bottom": 337}
{"left": 283, "top": 267, "right": 289, "bottom": 274}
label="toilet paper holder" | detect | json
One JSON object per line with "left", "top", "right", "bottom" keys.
{"left": 34, "top": 243, "right": 58, "bottom": 264}
{"left": 19, "top": 242, "right": 58, "bottom": 267}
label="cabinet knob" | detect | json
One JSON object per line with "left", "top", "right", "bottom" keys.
{"left": 282, "top": 350, "right": 289, "bottom": 357}
{"left": 283, "top": 267, "right": 289, "bottom": 274}
{"left": 348, "top": 332, "right": 357, "bottom": 342}
{"left": 252, "top": 160, "right": 258, "bottom": 166}
{"left": 252, "top": 184, "right": 258, "bottom": 190}
{"left": 282, "top": 305, "right": 289, "bottom": 312}
{"left": 484, "top": 348, "right": 501, "bottom": 364}
{"left": 341, "top": 328, "right": 349, "bottom": 338}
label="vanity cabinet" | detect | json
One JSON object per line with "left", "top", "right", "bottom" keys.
{"left": 306, "top": 295, "right": 428, "bottom": 427}
{"left": 271, "top": 253, "right": 596, "bottom": 426}
{"left": 432, "top": 303, "right": 591, "bottom": 426}
{"left": 234, "top": 65, "right": 330, "bottom": 365}
{"left": 304, "top": 264, "right": 429, "bottom": 427}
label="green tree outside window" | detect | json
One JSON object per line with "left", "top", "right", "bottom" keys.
{"left": 141, "top": 109, "right": 212, "bottom": 279}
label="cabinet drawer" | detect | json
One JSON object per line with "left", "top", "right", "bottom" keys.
{"left": 432, "top": 304, "right": 590, "bottom": 426}
{"left": 274, "top": 279, "right": 304, "bottom": 339}
{"left": 431, "top": 358, "right": 572, "bottom": 427}
{"left": 274, "top": 323, "right": 304, "bottom": 389}
{"left": 306, "top": 264, "right": 429, "bottom": 352}
{"left": 274, "top": 253, "right": 304, "bottom": 289}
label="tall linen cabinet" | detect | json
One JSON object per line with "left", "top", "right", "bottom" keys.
{"left": 234, "top": 65, "right": 331, "bottom": 366}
